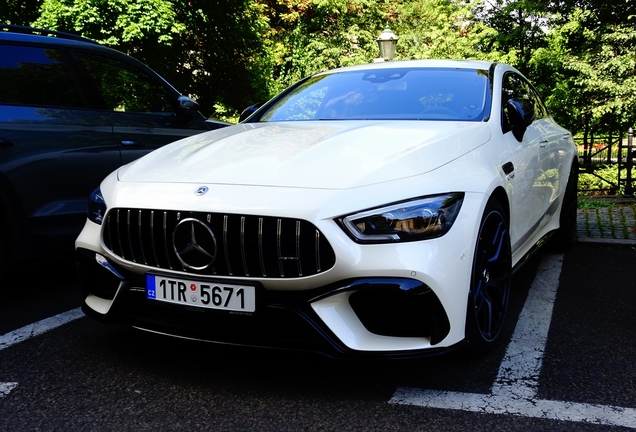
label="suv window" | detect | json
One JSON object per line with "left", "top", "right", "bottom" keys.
{"left": 75, "top": 51, "right": 175, "bottom": 114}
{"left": 0, "top": 44, "right": 84, "bottom": 108}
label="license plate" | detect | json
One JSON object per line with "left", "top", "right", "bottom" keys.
{"left": 146, "top": 274, "right": 256, "bottom": 312}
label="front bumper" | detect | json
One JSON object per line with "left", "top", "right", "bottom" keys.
{"left": 76, "top": 247, "right": 463, "bottom": 359}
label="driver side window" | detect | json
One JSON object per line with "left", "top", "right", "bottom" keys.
{"left": 501, "top": 73, "right": 533, "bottom": 134}
{"left": 501, "top": 72, "right": 550, "bottom": 135}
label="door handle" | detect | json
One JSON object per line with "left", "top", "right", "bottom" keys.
{"left": 121, "top": 140, "right": 142, "bottom": 147}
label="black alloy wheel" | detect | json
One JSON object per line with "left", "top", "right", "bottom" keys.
{"left": 465, "top": 199, "right": 512, "bottom": 353}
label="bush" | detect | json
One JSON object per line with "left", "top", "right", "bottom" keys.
{"left": 578, "top": 164, "right": 636, "bottom": 195}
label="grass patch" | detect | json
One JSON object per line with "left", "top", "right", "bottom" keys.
{"left": 578, "top": 199, "right": 617, "bottom": 209}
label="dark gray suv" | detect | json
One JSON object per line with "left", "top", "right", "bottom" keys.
{"left": 0, "top": 25, "right": 229, "bottom": 274}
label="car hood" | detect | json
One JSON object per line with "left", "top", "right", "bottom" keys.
{"left": 119, "top": 121, "right": 491, "bottom": 189}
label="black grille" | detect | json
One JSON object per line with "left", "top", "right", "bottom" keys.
{"left": 102, "top": 208, "right": 336, "bottom": 278}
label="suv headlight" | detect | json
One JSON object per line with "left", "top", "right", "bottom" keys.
{"left": 88, "top": 187, "right": 107, "bottom": 225}
{"left": 338, "top": 193, "right": 464, "bottom": 243}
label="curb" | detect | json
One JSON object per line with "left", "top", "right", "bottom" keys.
{"left": 577, "top": 236, "right": 636, "bottom": 246}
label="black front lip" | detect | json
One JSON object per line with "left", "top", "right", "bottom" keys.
{"left": 127, "top": 320, "right": 466, "bottom": 361}
{"left": 77, "top": 247, "right": 461, "bottom": 360}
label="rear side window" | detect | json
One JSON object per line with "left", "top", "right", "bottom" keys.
{"left": 75, "top": 52, "right": 175, "bottom": 114}
{"left": 0, "top": 44, "right": 84, "bottom": 108}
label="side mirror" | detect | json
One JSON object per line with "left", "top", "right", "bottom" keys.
{"left": 176, "top": 96, "right": 200, "bottom": 119}
{"left": 239, "top": 102, "right": 264, "bottom": 123}
{"left": 506, "top": 98, "right": 535, "bottom": 142}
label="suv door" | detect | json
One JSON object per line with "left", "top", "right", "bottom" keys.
{"left": 0, "top": 43, "right": 120, "bottom": 252}
{"left": 73, "top": 50, "right": 211, "bottom": 164}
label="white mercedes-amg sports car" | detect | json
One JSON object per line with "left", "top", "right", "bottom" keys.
{"left": 76, "top": 59, "right": 578, "bottom": 358}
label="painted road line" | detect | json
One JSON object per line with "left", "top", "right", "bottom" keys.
{"left": 0, "top": 382, "right": 17, "bottom": 398}
{"left": 390, "top": 253, "right": 636, "bottom": 429}
{"left": 491, "top": 252, "right": 562, "bottom": 400}
{"left": 0, "top": 307, "right": 84, "bottom": 352}
{"left": 390, "top": 388, "right": 636, "bottom": 428}
{"left": 0, "top": 308, "right": 84, "bottom": 399}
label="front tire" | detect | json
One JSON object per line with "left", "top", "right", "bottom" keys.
{"left": 465, "top": 198, "right": 512, "bottom": 354}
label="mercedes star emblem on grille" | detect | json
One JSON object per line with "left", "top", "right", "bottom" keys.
{"left": 172, "top": 218, "right": 217, "bottom": 270}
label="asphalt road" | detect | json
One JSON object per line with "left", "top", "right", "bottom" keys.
{"left": 1, "top": 243, "right": 635, "bottom": 431}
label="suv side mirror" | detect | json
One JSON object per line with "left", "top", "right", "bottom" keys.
{"left": 239, "top": 102, "right": 264, "bottom": 123}
{"left": 176, "top": 96, "right": 200, "bottom": 119}
{"left": 506, "top": 98, "right": 535, "bottom": 142}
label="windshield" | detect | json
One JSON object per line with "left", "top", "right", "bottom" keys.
{"left": 259, "top": 68, "right": 491, "bottom": 122}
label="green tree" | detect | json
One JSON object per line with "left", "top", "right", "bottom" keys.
{"left": 531, "top": 9, "right": 636, "bottom": 133}
{"left": 390, "top": 0, "right": 511, "bottom": 63}
{"left": 0, "top": 0, "right": 41, "bottom": 25}
{"left": 474, "top": 0, "right": 550, "bottom": 74}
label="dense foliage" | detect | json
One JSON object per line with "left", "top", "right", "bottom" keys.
{"left": 1, "top": 0, "right": 634, "bottom": 132}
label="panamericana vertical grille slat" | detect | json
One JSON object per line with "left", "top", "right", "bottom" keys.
{"left": 102, "top": 208, "right": 336, "bottom": 278}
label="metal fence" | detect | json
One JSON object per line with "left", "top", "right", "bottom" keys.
{"left": 577, "top": 127, "right": 635, "bottom": 195}
{"left": 625, "top": 128, "right": 635, "bottom": 196}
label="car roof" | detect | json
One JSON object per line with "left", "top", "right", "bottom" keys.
{"left": 0, "top": 24, "right": 101, "bottom": 48}
{"left": 317, "top": 59, "right": 497, "bottom": 76}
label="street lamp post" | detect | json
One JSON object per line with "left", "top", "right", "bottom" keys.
{"left": 375, "top": 23, "right": 398, "bottom": 62}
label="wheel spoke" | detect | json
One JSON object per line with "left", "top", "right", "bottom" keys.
{"left": 486, "top": 221, "right": 507, "bottom": 264}
{"left": 474, "top": 280, "right": 495, "bottom": 337}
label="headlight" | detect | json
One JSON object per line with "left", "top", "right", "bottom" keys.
{"left": 338, "top": 193, "right": 464, "bottom": 243}
{"left": 88, "top": 187, "right": 107, "bottom": 225}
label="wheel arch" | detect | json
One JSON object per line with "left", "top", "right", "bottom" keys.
{"left": 489, "top": 186, "right": 510, "bottom": 222}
